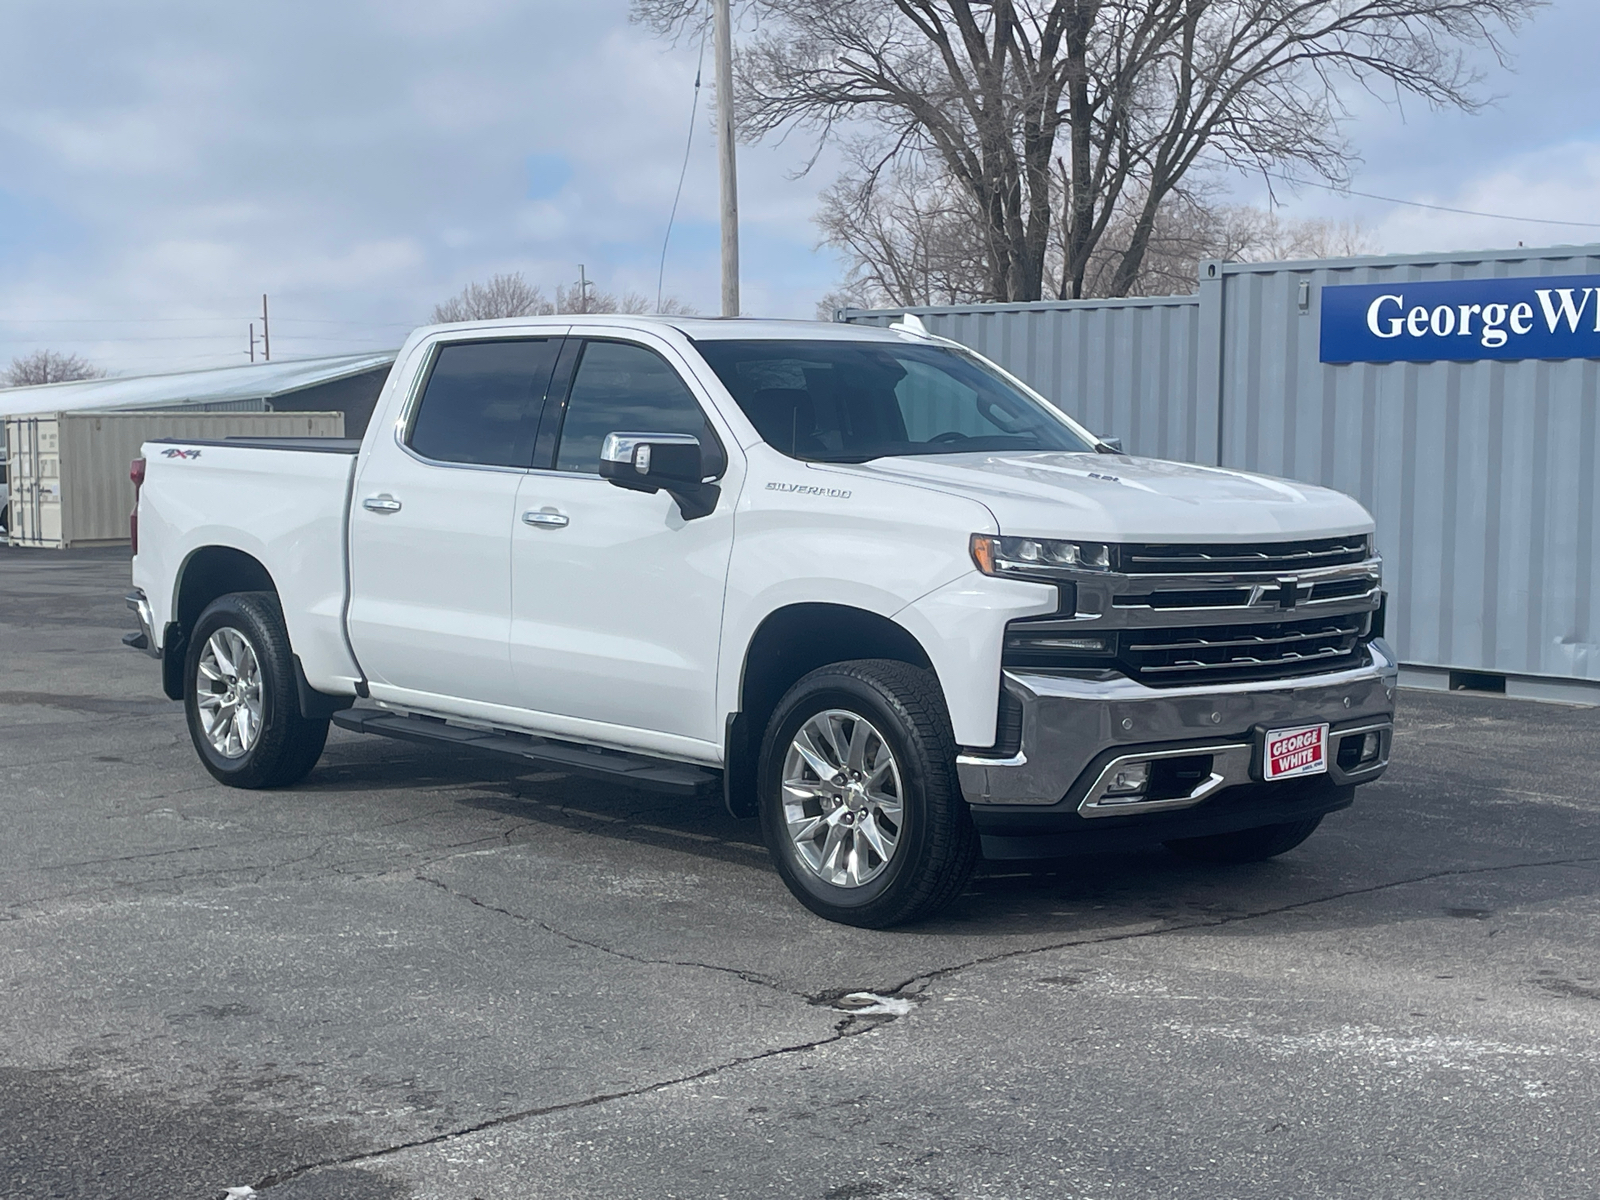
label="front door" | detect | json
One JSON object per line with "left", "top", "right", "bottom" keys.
{"left": 348, "top": 335, "right": 563, "bottom": 710}
{"left": 509, "top": 334, "right": 738, "bottom": 753}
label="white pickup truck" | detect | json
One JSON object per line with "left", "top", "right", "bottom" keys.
{"left": 126, "top": 315, "right": 1396, "bottom": 926}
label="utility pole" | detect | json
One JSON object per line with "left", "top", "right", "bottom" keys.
{"left": 713, "top": 0, "right": 739, "bottom": 317}
{"left": 576, "top": 264, "right": 593, "bottom": 313}
{"left": 261, "top": 294, "right": 271, "bottom": 361}
{"left": 248, "top": 323, "right": 257, "bottom": 362}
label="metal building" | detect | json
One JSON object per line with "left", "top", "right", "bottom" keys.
{"left": 5, "top": 410, "right": 344, "bottom": 548}
{"left": 0, "top": 351, "right": 395, "bottom": 428}
{"left": 840, "top": 243, "right": 1600, "bottom": 704}
{"left": 0, "top": 351, "right": 394, "bottom": 546}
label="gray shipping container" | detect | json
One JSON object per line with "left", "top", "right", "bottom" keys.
{"left": 841, "top": 243, "right": 1600, "bottom": 703}
{"left": 4, "top": 410, "right": 344, "bottom": 549}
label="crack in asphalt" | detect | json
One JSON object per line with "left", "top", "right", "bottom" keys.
{"left": 245, "top": 850, "right": 1600, "bottom": 1196}
{"left": 248, "top": 1015, "right": 860, "bottom": 1195}
{"left": 3, "top": 829, "right": 518, "bottom": 916}
{"left": 37, "top": 841, "right": 234, "bottom": 871}
{"left": 878, "top": 852, "right": 1600, "bottom": 998}
{"left": 414, "top": 873, "right": 797, "bottom": 997}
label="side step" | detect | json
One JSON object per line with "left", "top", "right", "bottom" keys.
{"left": 331, "top": 708, "right": 720, "bottom": 797}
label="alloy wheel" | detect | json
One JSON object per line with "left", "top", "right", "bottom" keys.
{"left": 781, "top": 708, "right": 904, "bottom": 888}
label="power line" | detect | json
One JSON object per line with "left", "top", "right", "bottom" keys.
{"left": 0, "top": 334, "right": 401, "bottom": 345}
{"left": 0, "top": 316, "right": 414, "bottom": 326}
{"left": 1264, "top": 171, "right": 1600, "bottom": 231}
{"left": 657, "top": 30, "right": 707, "bottom": 314}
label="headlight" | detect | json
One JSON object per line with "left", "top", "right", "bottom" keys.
{"left": 970, "top": 533, "right": 1112, "bottom": 577}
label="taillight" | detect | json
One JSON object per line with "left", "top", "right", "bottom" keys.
{"left": 130, "top": 457, "right": 146, "bottom": 554}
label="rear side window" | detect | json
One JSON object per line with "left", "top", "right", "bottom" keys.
{"left": 553, "top": 341, "right": 724, "bottom": 475}
{"left": 407, "top": 339, "right": 560, "bottom": 468}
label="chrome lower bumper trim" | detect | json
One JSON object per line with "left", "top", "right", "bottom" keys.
{"left": 958, "top": 641, "right": 1397, "bottom": 809}
{"left": 1077, "top": 742, "right": 1252, "bottom": 817}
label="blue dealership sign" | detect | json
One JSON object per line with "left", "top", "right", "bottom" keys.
{"left": 1320, "top": 274, "right": 1600, "bottom": 363}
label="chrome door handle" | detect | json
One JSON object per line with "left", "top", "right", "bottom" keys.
{"left": 363, "top": 495, "right": 402, "bottom": 514}
{"left": 522, "top": 508, "right": 569, "bottom": 528}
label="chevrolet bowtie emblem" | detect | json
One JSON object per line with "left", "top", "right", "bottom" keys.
{"left": 1250, "top": 578, "right": 1300, "bottom": 608}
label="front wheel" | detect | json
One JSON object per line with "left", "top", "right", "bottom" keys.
{"left": 758, "top": 659, "right": 978, "bottom": 928}
{"left": 183, "top": 591, "right": 329, "bottom": 789}
{"left": 1164, "top": 816, "right": 1323, "bottom": 864}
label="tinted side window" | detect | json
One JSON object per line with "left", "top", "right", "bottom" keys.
{"left": 408, "top": 339, "right": 559, "bottom": 468}
{"left": 554, "top": 341, "right": 722, "bottom": 474}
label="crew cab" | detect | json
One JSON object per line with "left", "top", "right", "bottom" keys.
{"left": 126, "top": 315, "right": 1396, "bottom": 926}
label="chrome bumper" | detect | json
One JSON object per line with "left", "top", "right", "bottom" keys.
{"left": 124, "top": 589, "right": 161, "bottom": 658}
{"left": 957, "top": 639, "right": 1398, "bottom": 813}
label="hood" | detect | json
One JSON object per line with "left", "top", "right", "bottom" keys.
{"left": 816, "top": 451, "right": 1372, "bottom": 543}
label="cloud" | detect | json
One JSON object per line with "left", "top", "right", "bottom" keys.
{"left": 0, "top": 0, "right": 847, "bottom": 374}
{"left": 7, "top": 0, "right": 1581, "bottom": 376}
{"left": 1368, "top": 141, "right": 1600, "bottom": 256}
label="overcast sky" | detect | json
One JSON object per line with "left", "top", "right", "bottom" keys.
{"left": 1, "top": 0, "right": 1596, "bottom": 377}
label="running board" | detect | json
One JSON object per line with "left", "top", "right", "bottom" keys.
{"left": 330, "top": 709, "right": 720, "bottom": 797}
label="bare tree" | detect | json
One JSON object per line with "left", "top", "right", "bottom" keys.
{"left": 635, "top": 0, "right": 1540, "bottom": 301}
{"left": 1073, "top": 192, "right": 1379, "bottom": 297}
{"left": 821, "top": 164, "right": 1379, "bottom": 310}
{"left": 555, "top": 283, "right": 697, "bottom": 315}
{"left": 434, "top": 270, "right": 699, "bottom": 323}
{"left": 2, "top": 349, "right": 106, "bottom": 387}
{"left": 816, "top": 142, "right": 992, "bottom": 307}
{"left": 431, "top": 272, "right": 554, "bottom": 322}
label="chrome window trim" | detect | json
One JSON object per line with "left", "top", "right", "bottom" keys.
{"left": 391, "top": 334, "right": 567, "bottom": 476}
{"left": 547, "top": 335, "right": 730, "bottom": 480}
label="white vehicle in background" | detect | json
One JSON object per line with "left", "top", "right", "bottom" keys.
{"left": 125, "top": 315, "right": 1396, "bottom": 926}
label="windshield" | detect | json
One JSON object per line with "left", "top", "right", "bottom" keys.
{"left": 692, "top": 338, "right": 1096, "bottom": 462}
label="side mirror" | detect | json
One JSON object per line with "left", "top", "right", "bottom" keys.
{"left": 599, "top": 432, "right": 719, "bottom": 520}
{"left": 1096, "top": 437, "right": 1124, "bottom": 454}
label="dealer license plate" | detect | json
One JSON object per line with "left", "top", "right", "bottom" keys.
{"left": 1262, "top": 723, "right": 1329, "bottom": 781}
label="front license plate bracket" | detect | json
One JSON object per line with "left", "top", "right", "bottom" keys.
{"left": 1253, "top": 722, "right": 1329, "bottom": 782}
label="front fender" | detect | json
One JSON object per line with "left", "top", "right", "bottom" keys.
{"left": 893, "top": 572, "right": 1057, "bottom": 746}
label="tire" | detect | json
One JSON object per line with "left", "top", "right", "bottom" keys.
{"left": 183, "top": 591, "right": 329, "bottom": 789}
{"left": 1164, "top": 815, "right": 1323, "bottom": 864}
{"left": 757, "top": 659, "right": 979, "bottom": 928}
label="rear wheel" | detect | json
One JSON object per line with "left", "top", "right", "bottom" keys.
{"left": 1164, "top": 816, "right": 1323, "bottom": 864}
{"left": 184, "top": 591, "right": 328, "bottom": 789}
{"left": 758, "top": 659, "right": 978, "bottom": 928}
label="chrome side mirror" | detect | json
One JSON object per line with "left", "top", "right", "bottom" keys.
{"left": 1096, "top": 436, "right": 1124, "bottom": 454}
{"left": 599, "top": 432, "right": 719, "bottom": 519}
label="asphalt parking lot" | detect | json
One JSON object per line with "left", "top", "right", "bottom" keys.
{"left": 3, "top": 545, "right": 1599, "bottom": 1199}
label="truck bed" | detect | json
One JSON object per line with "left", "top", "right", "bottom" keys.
{"left": 132, "top": 439, "right": 364, "bottom": 694}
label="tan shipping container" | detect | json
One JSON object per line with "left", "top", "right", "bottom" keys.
{"left": 4, "top": 410, "right": 344, "bottom": 548}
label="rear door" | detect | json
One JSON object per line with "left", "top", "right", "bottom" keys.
{"left": 348, "top": 334, "right": 564, "bottom": 710}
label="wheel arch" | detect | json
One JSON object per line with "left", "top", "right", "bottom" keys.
{"left": 723, "top": 602, "right": 939, "bottom": 818}
{"left": 162, "top": 545, "right": 278, "bottom": 700}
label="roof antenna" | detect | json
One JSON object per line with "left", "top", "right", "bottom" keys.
{"left": 889, "top": 312, "right": 929, "bottom": 336}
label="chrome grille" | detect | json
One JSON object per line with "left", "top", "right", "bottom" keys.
{"left": 1119, "top": 535, "right": 1370, "bottom": 575}
{"left": 1004, "top": 613, "right": 1370, "bottom": 686}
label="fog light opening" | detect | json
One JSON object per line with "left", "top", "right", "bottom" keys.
{"left": 1337, "top": 729, "right": 1386, "bottom": 772}
{"left": 1104, "top": 762, "right": 1151, "bottom": 796}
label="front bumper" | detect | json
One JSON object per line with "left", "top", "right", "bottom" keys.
{"left": 957, "top": 639, "right": 1398, "bottom": 853}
